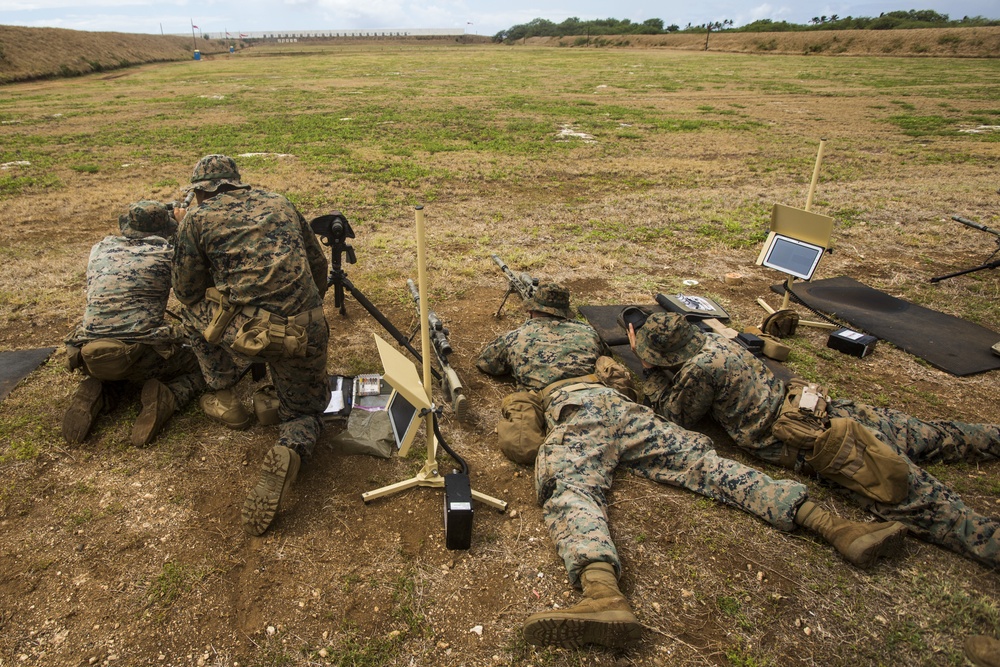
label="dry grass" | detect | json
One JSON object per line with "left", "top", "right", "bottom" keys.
{"left": 0, "top": 40, "right": 998, "bottom": 667}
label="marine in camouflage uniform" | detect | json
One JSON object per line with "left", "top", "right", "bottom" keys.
{"left": 63, "top": 201, "right": 204, "bottom": 447}
{"left": 173, "top": 154, "right": 331, "bottom": 536}
{"left": 477, "top": 284, "right": 905, "bottom": 650}
{"left": 634, "top": 312, "right": 1000, "bottom": 567}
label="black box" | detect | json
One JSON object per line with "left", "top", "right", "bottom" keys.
{"left": 827, "top": 328, "right": 878, "bottom": 358}
{"left": 736, "top": 332, "right": 764, "bottom": 356}
{"left": 444, "top": 472, "right": 474, "bottom": 550}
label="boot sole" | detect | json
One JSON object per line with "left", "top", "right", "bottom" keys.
{"left": 242, "top": 446, "right": 300, "bottom": 536}
{"left": 523, "top": 609, "right": 642, "bottom": 649}
{"left": 132, "top": 379, "right": 176, "bottom": 447}
{"left": 62, "top": 378, "right": 104, "bottom": 443}
{"left": 846, "top": 522, "right": 908, "bottom": 567}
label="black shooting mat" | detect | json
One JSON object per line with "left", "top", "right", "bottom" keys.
{"left": 0, "top": 347, "right": 56, "bottom": 404}
{"left": 771, "top": 275, "right": 1000, "bottom": 376}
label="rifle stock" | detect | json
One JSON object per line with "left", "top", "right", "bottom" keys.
{"left": 406, "top": 279, "right": 468, "bottom": 422}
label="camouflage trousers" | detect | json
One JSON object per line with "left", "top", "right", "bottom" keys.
{"left": 535, "top": 386, "right": 808, "bottom": 586}
{"left": 72, "top": 341, "right": 204, "bottom": 407}
{"left": 830, "top": 400, "right": 1000, "bottom": 568}
{"left": 180, "top": 299, "right": 331, "bottom": 459}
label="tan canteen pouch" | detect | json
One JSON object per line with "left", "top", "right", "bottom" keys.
{"left": 497, "top": 390, "right": 545, "bottom": 465}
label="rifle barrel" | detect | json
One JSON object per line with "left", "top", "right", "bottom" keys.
{"left": 952, "top": 215, "right": 1000, "bottom": 238}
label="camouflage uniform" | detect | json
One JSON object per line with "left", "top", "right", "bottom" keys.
{"left": 478, "top": 316, "right": 808, "bottom": 585}
{"left": 643, "top": 328, "right": 1000, "bottom": 567}
{"left": 65, "top": 202, "right": 203, "bottom": 407}
{"left": 173, "top": 165, "right": 331, "bottom": 458}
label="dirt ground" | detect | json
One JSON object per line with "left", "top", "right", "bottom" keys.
{"left": 1, "top": 44, "right": 999, "bottom": 667}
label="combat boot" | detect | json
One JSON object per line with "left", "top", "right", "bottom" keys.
{"left": 200, "top": 388, "right": 252, "bottom": 430}
{"left": 523, "top": 561, "right": 643, "bottom": 648}
{"left": 62, "top": 377, "right": 104, "bottom": 443}
{"left": 242, "top": 445, "right": 300, "bottom": 536}
{"left": 795, "top": 500, "right": 907, "bottom": 567}
{"left": 965, "top": 635, "right": 1000, "bottom": 667}
{"left": 131, "top": 379, "right": 178, "bottom": 447}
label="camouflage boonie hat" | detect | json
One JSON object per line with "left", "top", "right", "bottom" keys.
{"left": 121, "top": 200, "right": 176, "bottom": 239}
{"left": 634, "top": 312, "right": 705, "bottom": 367}
{"left": 525, "top": 283, "right": 574, "bottom": 320}
{"left": 186, "top": 154, "right": 250, "bottom": 193}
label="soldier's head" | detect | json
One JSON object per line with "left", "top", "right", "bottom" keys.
{"left": 120, "top": 200, "right": 177, "bottom": 239}
{"left": 634, "top": 312, "right": 705, "bottom": 367}
{"left": 187, "top": 154, "right": 251, "bottom": 195}
{"left": 526, "top": 282, "right": 573, "bottom": 320}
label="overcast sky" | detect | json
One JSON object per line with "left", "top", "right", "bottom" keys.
{"left": 2, "top": 0, "right": 996, "bottom": 39}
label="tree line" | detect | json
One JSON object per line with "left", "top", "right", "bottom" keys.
{"left": 492, "top": 10, "right": 1000, "bottom": 43}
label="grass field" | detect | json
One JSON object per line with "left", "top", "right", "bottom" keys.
{"left": 1, "top": 42, "right": 999, "bottom": 667}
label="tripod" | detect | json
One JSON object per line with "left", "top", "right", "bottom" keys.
{"left": 930, "top": 216, "right": 1000, "bottom": 283}
{"left": 310, "top": 213, "right": 439, "bottom": 380}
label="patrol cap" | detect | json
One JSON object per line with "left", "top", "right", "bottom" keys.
{"left": 525, "top": 282, "right": 574, "bottom": 320}
{"left": 634, "top": 312, "right": 706, "bottom": 367}
{"left": 121, "top": 200, "right": 177, "bottom": 239}
{"left": 186, "top": 154, "right": 251, "bottom": 193}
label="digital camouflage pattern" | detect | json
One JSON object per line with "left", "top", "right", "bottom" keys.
{"left": 173, "top": 185, "right": 330, "bottom": 458}
{"left": 173, "top": 188, "right": 328, "bottom": 313}
{"left": 648, "top": 333, "right": 1000, "bottom": 567}
{"left": 67, "top": 235, "right": 177, "bottom": 345}
{"left": 478, "top": 316, "right": 807, "bottom": 585}
{"left": 65, "top": 233, "right": 202, "bottom": 406}
{"left": 477, "top": 317, "right": 602, "bottom": 391}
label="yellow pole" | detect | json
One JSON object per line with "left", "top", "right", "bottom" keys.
{"left": 414, "top": 205, "right": 436, "bottom": 462}
{"left": 805, "top": 138, "right": 827, "bottom": 212}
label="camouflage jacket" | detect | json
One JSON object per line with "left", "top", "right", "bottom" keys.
{"left": 66, "top": 235, "right": 175, "bottom": 345}
{"left": 172, "top": 188, "right": 328, "bottom": 315}
{"left": 644, "top": 333, "right": 785, "bottom": 450}
{"left": 477, "top": 317, "right": 605, "bottom": 391}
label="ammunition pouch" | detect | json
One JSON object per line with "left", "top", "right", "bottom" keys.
{"left": 231, "top": 312, "right": 310, "bottom": 360}
{"left": 79, "top": 338, "right": 143, "bottom": 381}
{"left": 772, "top": 379, "right": 909, "bottom": 504}
{"left": 497, "top": 390, "right": 545, "bottom": 465}
{"left": 204, "top": 287, "right": 324, "bottom": 360}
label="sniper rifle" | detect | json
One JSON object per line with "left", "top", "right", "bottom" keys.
{"left": 406, "top": 279, "right": 468, "bottom": 421}
{"left": 490, "top": 254, "right": 538, "bottom": 318}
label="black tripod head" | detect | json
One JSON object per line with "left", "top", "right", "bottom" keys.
{"left": 311, "top": 212, "right": 356, "bottom": 313}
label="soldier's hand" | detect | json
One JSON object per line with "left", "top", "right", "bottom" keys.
{"left": 172, "top": 207, "right": 186, "bottom": 223}
{"left": 627, "top": 323, "right": 637, "bottom": 351}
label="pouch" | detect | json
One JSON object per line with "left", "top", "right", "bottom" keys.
{"left": 806, "top": 417, "right": 910, "bottom": 504}
{"left": 497, "top": 390, "right": 545, "bottom": 464}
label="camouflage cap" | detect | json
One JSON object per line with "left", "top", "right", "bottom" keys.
{"left": 121, "top": 200, "right": 177, "bottom": 239}
{"left": 186, "top": 154, "right": 250, "bottom": 193}
{"left": 634, "top": 312, "right": 705, "bottom": 367}
{"left": 525, "top": 282, "right": 574, "bottom": 320}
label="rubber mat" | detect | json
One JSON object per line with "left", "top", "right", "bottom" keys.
{"left": 772, "top": 276, "right": 1000, "bottom": 376}
{"left": 0, "top": 347, "right": 56, "bottom": 404}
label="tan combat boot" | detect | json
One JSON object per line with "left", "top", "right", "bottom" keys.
{"left": 62, "top": 377, "right": 105, "bottom": 443}
{"left": 242, "top": 445, "right": 301, "bottom": 536}
{"left": 965, "top": 635, "right": 1000, "bottom": 667}
{"left": 132, "top": 379, "right": 178, "bottom": 447}
{"left": 200, "top": 388, "right": 252, "bottom": 430}
{"left": 523, "top": 561, "right": 643, "bottom": 648}
{"left": 795, "top": 500, "right": 907, "bottom": 567}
